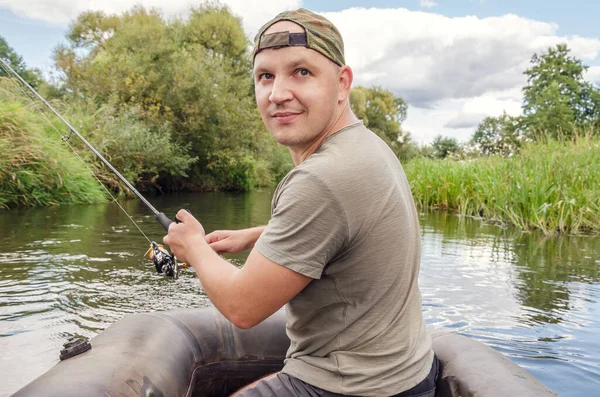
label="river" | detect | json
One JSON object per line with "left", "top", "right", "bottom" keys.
{"left": 0, "top": 191, "right": 599, "bottom": 396}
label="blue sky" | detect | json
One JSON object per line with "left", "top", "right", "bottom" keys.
{"left": 1, "top": 8, "right": 64, "bottom": 73}
{"left": 1, "top": 0, "right": 599, "bottom": 142}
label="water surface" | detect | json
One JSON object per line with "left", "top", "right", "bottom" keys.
{"left": 0, "top": 192, "right": 598, "bottom": 396}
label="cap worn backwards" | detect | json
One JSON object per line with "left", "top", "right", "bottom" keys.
{"left": 253, "top": 8, "right": 345, "bottom": 67}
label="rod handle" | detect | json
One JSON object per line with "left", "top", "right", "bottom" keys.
{"left": 156, "top": 212, "right": 173, "bottom": 231}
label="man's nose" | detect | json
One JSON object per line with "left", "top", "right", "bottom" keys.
{"left": 269, "top": 77, "right": 293, "bottom": 104}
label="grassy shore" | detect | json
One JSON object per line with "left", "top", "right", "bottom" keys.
{"left": 2, "top": 80, "right": 599, "bottom": 235}
{"left": 404, "top": 137, "right": 600, "bottom": 235}
{"left": 0, "top": 90, "right": 107, "bottom": 208}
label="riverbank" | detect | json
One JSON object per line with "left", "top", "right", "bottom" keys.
{"left": 0, "top": 91, "right": 107, "bottom": 208}
{"left": 3, "top": 84, "right": 599, "bottom": 236}
{"left": 0, "top": 79, "right": 291, "bottom": 207}
{"left": 404, "top": 137, "right": 600, "bottom": 235}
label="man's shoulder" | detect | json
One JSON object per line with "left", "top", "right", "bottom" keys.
{"left": 324, "top": 121, "right": 370, "bottom": 148}
{"left": 301, "top": 122, "right": 394, "bottom": 180}
{"left": 276, "top": 121, "right": 400, "bottom": 198}
{"left": 276, "top": 164, "right": 330, "bottom": 197}
{"left": 273, "top": 165, "right": 331, "bottom": 206}
{"left": 300, "top": 122, "right": 367, "bottom": 168}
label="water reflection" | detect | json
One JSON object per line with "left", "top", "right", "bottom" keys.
{"left": 0, "top": 194, "right": 598, "bottom": 397}
{"left": 418, "top": 211, "right": 600, "bottom": 396}
{"left": 512, "top": 233, "right": 599, "bottom": 325}
{"left": 419, "top": 211, "right": 599, "bottom": 326}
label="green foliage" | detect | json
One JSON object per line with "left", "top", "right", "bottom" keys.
{"left": 62, "top": 100, "right": 197, "bottom": 193}
{"left": 0, "top": 35, "right": 42, "bottom": 88}
{"left": 395, "top": 139, "right": 421, "bottom": 161}
{"left": 66, "top": 10, "right": 119, "bottom": 49}
{"left": 472, "top": 43, "right": 600, "bottom": 156}
{"left": 431, "top": 135, "right": 460, "bottom": 159}
{"left": 472, "top": 113, "right": 522, "bottom": 156}
{"left": 181, "top": 4, "right": 249, "bottom": 61}
{"left": 350, "top": 86, "right": 412, "bottom": 158}
{"left": 0, "top": 83, "right": 106, "bottom": 207}
{"left": 53, "top": 4, "right": 287, "bottom": 191}
{"left": 404, "top": 136, "right": 600, "bottom": 235}
{"left": 522, "top": 43, "right": 600, "bottom": 139}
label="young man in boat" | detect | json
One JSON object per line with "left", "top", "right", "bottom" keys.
{"left": 164, "top": 8, "right": 437, "bottom": 397}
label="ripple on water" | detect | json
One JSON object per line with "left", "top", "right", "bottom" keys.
{"left": 1, "top": 202, "right": 599, "bottom": 397}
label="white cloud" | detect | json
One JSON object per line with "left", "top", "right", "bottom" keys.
{"left": 461, "top": 89, "right": 523, "bottom": 117}
{"left": 444, "top": 91, "right": 522, "bottom": 130}
{"left": 585, "top": 66, "right": 600, "bottom": 85}
{"left": 0, "top": 0, "right": 301, "bottom": 36}
{"left": 419, "top": 0, "right": 438, "bottom": 8}
{"left": 326, "top": 9, "right": 600, "bottom": 107}
{"left": 3, "top": 1, "right": 599, "bottom": 143}
{"left": 323, "top": 8, "right": 600, "bottom": 141}
{"left": 404, "top": 104, "right": 473, "bottom": 142}
{"left": 445, "top": 112, "right": 487, "bottom": 129}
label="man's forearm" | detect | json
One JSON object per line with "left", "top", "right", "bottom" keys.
{"left": 189, "top": 242, "right": 271, "bottom": 329}
{"left": 244, "top": 226, "right": 265, "bottom": 250}
{"left": 189, "top": 243, "right": 243, "bottom": 320}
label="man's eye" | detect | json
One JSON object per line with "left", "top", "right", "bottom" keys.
{"left": 297, "top": 69, "right": 310, "bottom": 77}
{"left": 259, "top": 73, "right": 274, "bottom": 80}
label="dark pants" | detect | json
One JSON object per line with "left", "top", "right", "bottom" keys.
{"left": 235, "top": 355, "right": 440, "bottom": 397}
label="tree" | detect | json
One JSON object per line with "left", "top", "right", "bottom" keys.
{"left": 472, "top": 113, "right": 522, "bottom": 156}
{"left": 431, "top": 135, "right": 459, "bottom": 159}
{"left": 0, "top": 35, "right": 41, "bottom": 88}
{"left": 54, "top": 5, "right": 289, "bottom": 191}
{"left": 522, "top": 43, "right": 600, "bottom": 139}
{"left": 349, "top": 86, "right": 411, "bottom": 158}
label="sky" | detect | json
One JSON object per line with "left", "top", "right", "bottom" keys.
{"left": 1, "top": 0, "right": 599, "bottom": 143}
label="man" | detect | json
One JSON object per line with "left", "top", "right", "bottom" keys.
{"left": 164, "top": 8, "right": 437, "bottom": 397}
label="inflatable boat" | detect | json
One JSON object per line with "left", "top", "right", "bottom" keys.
{"left": 13, "top": 307, "right": 558, "bottom": 397}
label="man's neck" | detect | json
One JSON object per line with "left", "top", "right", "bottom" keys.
{"left": 290, "top": 107, "right": 359, "bottom": 166}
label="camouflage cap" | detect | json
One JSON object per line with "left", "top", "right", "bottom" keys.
{"left": 253, "top": 8, "right": 345, "bottom": 67}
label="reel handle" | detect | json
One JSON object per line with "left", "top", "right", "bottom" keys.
{"left": 156, "top": 212, "right": 173, "bottom": 231}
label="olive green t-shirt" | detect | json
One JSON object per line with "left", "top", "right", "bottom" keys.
{"left": 255, "top": 122, "right": 433, "bottom": 396}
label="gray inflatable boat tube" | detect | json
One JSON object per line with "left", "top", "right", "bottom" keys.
{"left": 13, "top": 307, "right": 557, "bottom": 397}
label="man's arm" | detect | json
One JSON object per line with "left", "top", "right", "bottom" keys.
{"left": 164, "top": 210, "right": 311, "bottom": 329}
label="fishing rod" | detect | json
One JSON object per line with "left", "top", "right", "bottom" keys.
{"left": 0, "top": 57, "right": 186, "bottom": 279}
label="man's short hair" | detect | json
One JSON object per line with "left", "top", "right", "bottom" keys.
{"left": 253, "top": 8, "right": 346, "bottom": 67}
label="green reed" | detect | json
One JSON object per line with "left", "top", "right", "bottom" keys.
{"left": 404, "top": 138, "right": 600, "bottom": 235}
{"left": 0, "top": 91, "right": 107, "bottom": 208}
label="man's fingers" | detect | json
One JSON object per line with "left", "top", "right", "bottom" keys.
{"left": 176, "top": 208, "right": 194, "bottom": 223}
{"left": 209, "top": 240, "right": 228, "bottom": 253}
{"left": 176, "top": 209, "right": 188, "bottom": 221}
{"left": 205, "top": 230, "right": 230, "bottom": 244}
{"left": 205, "top": 231, "right": 219, "bottom": 243}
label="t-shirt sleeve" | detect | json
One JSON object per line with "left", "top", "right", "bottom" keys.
{"left": 255, "top": 169, "right": 348, "bottom": 279}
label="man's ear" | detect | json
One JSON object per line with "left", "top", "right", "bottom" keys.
{"left": 337, "top": 65, "right": 353, "bottom": 102}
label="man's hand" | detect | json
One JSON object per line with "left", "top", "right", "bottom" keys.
{"left": 163, "top": 209, "right": 206, "bottom": 264}
{"left": 165, "top": 217, "right": 308, "bottom": 329}
{"left": 205, "top": 227, "right": 264, "bottom": 255}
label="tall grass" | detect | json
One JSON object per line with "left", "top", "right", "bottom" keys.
{"left": 404, "top": 137, "right": 600, "bottom": 235}
{"left": 0, "top": 88, "right": 107, "bottom": 208}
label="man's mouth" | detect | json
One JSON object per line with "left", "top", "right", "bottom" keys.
{"left": 271, "top": 111, "right": 302, "bottom": 124}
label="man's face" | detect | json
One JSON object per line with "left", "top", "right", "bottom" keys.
{"left": 253, "top": 21, "right": 341, "bottom": 151}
